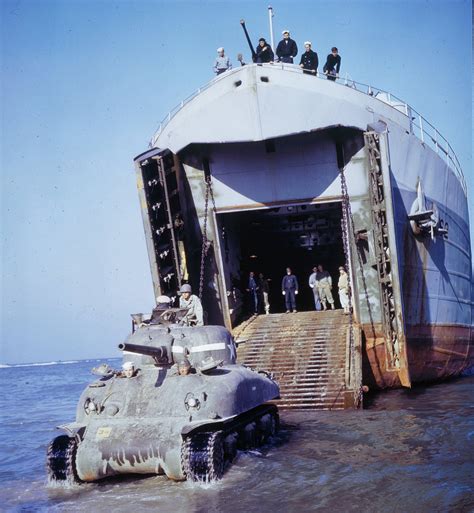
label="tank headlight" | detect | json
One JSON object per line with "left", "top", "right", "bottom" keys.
{"left": 188, "top": 397, "right": 198, "bottom": 407}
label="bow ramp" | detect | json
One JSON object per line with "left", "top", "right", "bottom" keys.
{"left": 233, "top": 311, "right": 362, "bottom": 410}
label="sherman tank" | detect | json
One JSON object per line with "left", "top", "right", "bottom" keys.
{"left": 46, "top": 309, "right": 280, "bottom": 484}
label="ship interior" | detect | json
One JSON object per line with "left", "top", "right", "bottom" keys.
{"left": 216, "top": 201, "right": 346, "bottom": 322}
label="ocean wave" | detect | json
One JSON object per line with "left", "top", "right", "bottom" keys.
{"left": 0, "top": 358, "right": 119, "bottom": 369}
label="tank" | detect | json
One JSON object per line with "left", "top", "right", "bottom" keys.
{"left": 46, "top": 310, "right": 280, "bottom": 483}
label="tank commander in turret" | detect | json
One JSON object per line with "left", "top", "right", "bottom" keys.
{"left": 323, "top": 47, "right": 341, "bottom": 81}
{"left": 214, "top": 47, "right": 232, "bottom": 75}
{"left": 276, "top": 30, "right": 298, "bottom": 63}
{"left": 299, "top": 41, "right": 318, "bottom": 75}
{"left": 179, "top": 284, "right": 204, "bottom": 326}
{"left": 178, "top": 359, "right": 192, "bottom": 376}
{"left": 149, "top": 295, "right": 172, "bottom": 323}
{"left": 316, "top": 264, "right": 335, "bottom": 310}
{"left": 256, "top": 38, "right": 274, "bottom": 63}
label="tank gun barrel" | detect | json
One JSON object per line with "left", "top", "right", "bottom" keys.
{"left": 118, "top": 342, "right": 170, "bottom": 363}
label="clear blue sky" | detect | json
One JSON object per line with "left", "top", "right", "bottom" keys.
{"left": 1, "top": 0, "right": 472, "bottom": 364}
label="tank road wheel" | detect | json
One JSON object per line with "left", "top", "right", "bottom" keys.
{"left": 182, "top": 432, "right": 224, "bottom": 482}
{"left": 46, "top": 435, "right": 80, "bottom": 485}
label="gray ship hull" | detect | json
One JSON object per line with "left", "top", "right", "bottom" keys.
{"left": 135, "top": 64, "right": 472, "bottom": 389}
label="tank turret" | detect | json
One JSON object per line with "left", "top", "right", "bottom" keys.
{"left": 47, "top": 324, "right": 280, "bottom": 483}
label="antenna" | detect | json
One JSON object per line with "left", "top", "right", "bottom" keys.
{"left": 268, "top": 6, "right": 275, "bottom": 51}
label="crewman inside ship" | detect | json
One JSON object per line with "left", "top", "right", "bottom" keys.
{"left": 213, "top": 47, "right": 232, "bottom": 75}
{"left": 299, "top": 41, "right": 318, "bottom": 75}
{"left": 308, "top": 266, "right": 322, "bottom": 310}
{"left": 276, "top": 30, "right": 298, "bottom": 63}
{"left": 281, "top": 267, "right": 299, "bottom": 313}
{"left": 323, "top": 47, "right": 341, "bottom": 81}
{"left": 316, "top": 264, "right": 335, "bottom": 310}
{"left": 179, "top": 284, "right": 204, "bottom": 326}
{"left": 246, "top": 271, "right": 260, "bottom": 314}
{"left": 256, "top": 38, "right": 274, "bottom": 63}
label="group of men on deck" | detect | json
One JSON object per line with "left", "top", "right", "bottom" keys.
{"left": 214, "top": 30, "right": 341, "bottom": 80}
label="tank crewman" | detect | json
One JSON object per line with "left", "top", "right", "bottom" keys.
{"left": 281, "top": 267, "right": 299, "bottom": 313}
{"left": 179, "top": 284, "right": 204, "bottom": 326}
{"left": 308, "top": 267, "right": 322, "bottom": 311}
{"left": 276, "top": 30, "right": 298, "bottom": 63}
{"left": 299, "top": 41, "right": 318, "bottom": 75}
{"left": 256, "top": 38, "right": 274, "bottom": 63}
{"left": 122, "top": 361, "right": 136, "bottom": 378}
{"left": 214, "top": 47, "right": 232, "bottom": 75}
{"left": 149, "top": 295, "right": 172, "bottom": 323}
{"left": 178, "top": 359, "right": 192, "bottom": 376}
{"left": 259, "top": 272, "right": 271, "bottom": 314}
{"left": 246, "top": 271, "right": 259, "bottom": 314}
{"left": 323, "top": 47, "right": 341, "bottom": 81}
{"left": 316, "top": 264, "right": 335, "bottom": 310}
{"left": 338, "top": 266, "right": 350, "bottom": 314}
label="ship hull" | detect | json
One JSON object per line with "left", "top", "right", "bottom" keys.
{"left": 138, "top": 64, "right": 472, "bottom": 390}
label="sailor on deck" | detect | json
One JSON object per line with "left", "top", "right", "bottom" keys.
{"left": 299, "top": 41, "right": 318, "bottom": 75}
{"left": 214, "top": 47, "right": 232, "bottom": 75}
{"left": 323, "top": 47, "right": 341, "bottom": 81}
{"left": 256, "top": 38, "right": 274, "bottom": 63}
{"left": 276, "top": 30, "right": 298, "bottom": 63}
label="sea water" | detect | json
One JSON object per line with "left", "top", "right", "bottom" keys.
{"left": 0, "top": 359, "right": 473, "bottom": 513}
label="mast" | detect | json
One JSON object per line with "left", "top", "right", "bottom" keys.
{"left": 268, "top": 6, "right": 275, "bottom": 52}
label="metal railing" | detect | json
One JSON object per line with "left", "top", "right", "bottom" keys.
{"left": 150, "top": 63, "right": 466, "bottom": 195}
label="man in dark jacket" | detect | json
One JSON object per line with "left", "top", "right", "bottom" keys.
{"left": 323, "top": 47, "right": 341, "bottom": 81}
{"left": 276, "top": 30, "right": 298, "bottom": 63}
{"left": 299, "top": 41, "right": 318, "bottom": 75}
{"left": 256, "top": 38, "right": 274, "bottom": 63}
{"left": 281, "top": 267, "right": 299, "bottom": 313}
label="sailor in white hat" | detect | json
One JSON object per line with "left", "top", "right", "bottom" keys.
{"left": 299, "top": 41, "right": 319, "bottom": 75}
{"left": 276, "top": 30, "right": 298, "bottom": 63}
{"left": 214, "top": 47, "right": 232, "bottom": 75}
{"left": 122, "top": 361, "right": 135, "bottom": 378}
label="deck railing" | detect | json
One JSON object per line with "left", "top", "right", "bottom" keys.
{"left": 150, "top": 63, "right": 466, "bottom": 195}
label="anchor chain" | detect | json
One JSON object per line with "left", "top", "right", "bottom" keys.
{"left": 339, "top": 167, "right": 364, "bottom": 408}
{"left": 198, "top": 175, "right": 217, "bottom": 300}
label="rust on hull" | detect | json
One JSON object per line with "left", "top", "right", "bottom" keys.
{"left": 362, "top": 324, "right": 473, "bottom": 389}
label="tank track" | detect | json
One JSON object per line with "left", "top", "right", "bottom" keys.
{"left": 181, "top": 404, "right": 279, "bottom": 482}
{"left": 46, "top": 435, "right": 80, "bottom": 485}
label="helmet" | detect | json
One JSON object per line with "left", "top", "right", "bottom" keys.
{"left": 180, "top": 284, "right": 192, "bottom": 293}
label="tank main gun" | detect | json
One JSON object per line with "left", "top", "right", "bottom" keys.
{"left": 240, "top": 19, "right": 257, "bottom": 63}
{"left": 118, "top": 342, "right": 171, "bottom": 365}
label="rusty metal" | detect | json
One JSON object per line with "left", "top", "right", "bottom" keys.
{"left": 364, "top": 130, "right": 407, "bottom": 374}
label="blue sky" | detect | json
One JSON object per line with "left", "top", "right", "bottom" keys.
{"left": 1, "top": 0, "right": 472, "bottom": 364}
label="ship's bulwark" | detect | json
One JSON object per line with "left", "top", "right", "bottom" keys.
{"left": 138, "top": 64, "right": 472, "bottom": 389}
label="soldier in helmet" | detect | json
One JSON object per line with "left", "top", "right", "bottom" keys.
{"left": 177, "top": 358, "right": 192, "bottom": 376}
{"left": 179, "top": 284, "right": 204, "bottom": 326}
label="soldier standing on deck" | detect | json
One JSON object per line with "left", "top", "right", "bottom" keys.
{"left": 281, "top": 267, "right": 299, "bottom": 313}
{"left": 276, "top": 30, "right": 298, "bottom": 63}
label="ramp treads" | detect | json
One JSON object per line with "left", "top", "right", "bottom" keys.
{"left": 233, "top": 310, "right": 350, "bottom": 410}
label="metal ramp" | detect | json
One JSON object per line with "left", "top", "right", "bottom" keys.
{"left": 233, "top": 311, "right": 361, "bottom": 410}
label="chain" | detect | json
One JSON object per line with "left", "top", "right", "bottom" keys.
{"left": 339, "top": 167, "right": 364, "bottom": 408}
{"left": 198, "top": 175, "right": 217, "bottom": 300}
